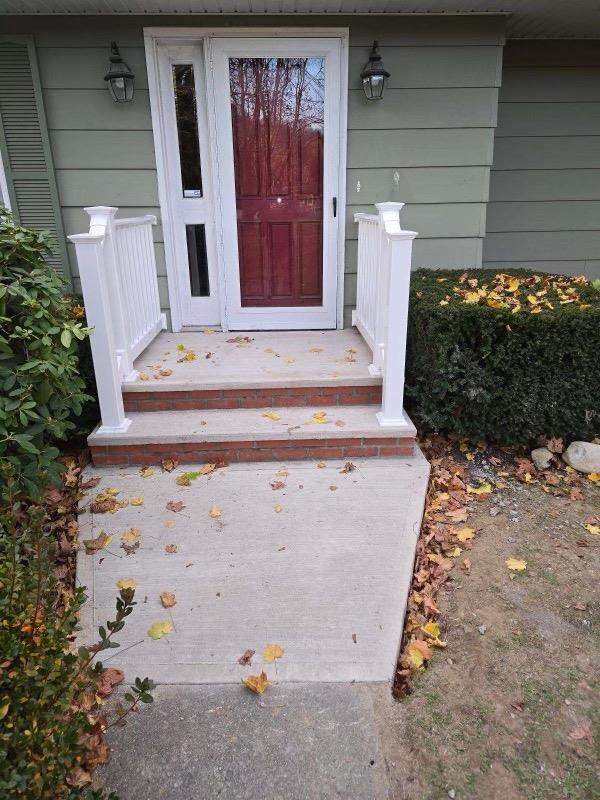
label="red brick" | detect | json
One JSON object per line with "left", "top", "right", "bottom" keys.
{"left": 344, "top": 446, "right": 378, "bottom": 457}
{"left": 305, "top": 447, "right": 345, "bottom": 459}
{"left": 378, "top": 446, "right": 414, "bottom": 456}
{"left": 271, "top": 448, "right": 307, "bottom": 459}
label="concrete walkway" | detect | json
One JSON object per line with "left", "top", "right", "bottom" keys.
{"left": 78, "top": 454, "right": 429, "bottom": 684}
{"left": 100, "top": 682, "right": 395, "bottom": 800}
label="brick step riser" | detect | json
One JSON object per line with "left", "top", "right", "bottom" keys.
{"left": 123, "top": 384, "right": 382, "bottom": 412}
{"left": 91, "top": 436, "right": 415, "bottom": 467}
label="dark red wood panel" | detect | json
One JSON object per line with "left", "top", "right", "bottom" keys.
{"left": 229, "top": 57, "right": 324, "bottom": 307}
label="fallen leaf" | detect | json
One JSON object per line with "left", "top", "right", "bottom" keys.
{"left": 262, "top": 643, "right": 284, "bottom": 662}
{"left": 329, "top": 485, "right": 338, "bottom": 491}
{"left": 209, "top": 504, "right": 222, "bottom": 518}
{"left": 574, "top": 602, "right": 588, "bottom": 611}
{"left": 275, "top": 469, "right": 289, "bottom": 477}
{"left": 165, "top": 544, "right": 177, "bottom": 553}
{"left": 340, "top": 462, "right": 355, "bottom": 474}
{"left": 163, "top": 519, "right": 176, "bottom": 529}
{"left": 147, "top": 621, "right": 173, "bottom": 640}
{"left": 506, "top": 558, "right": 527, "bottom": 572}
{"left": 587, "top": 472, "right": 600, "bottom": 482}
{"left": 199, "top": 463, "right": 216, "bottom": 475}
{"left": 334, "top": 419, "right": 346, "bottom": 427}
{"left": 120, "top": 527, "right": 140, "bottom": 543}
{"left": 309, "top": 347, "right": 323, "bottom": 353}
{"left": 140, "top": 466, "right": 155, "bottom": 478}
{"left": 274, "top": 504, "right": 283, "bottom": 513}
{"left": 238, "top": 649, "right": 255, "bottom": 666}
{"left": 316, "top": 462, "right": 326, "bottom": 469}
{"left": 422, "top": 621, "right": 441, "bottom": 638}
{"left": 160, "top": 592, "right": 176, "bottom": 608}
{"left": 242, "top": 671, "right": 269, "bottom": 694}
{"left": 309, "top": 411, "right": 327, "bottom": 424}
{"left": 461, "top": 558, "right": 472, "bottom": 575}
{"left": 568, "top": 721, "right": 593, "bottom": 743}
{"left": 130, "top": 497, "right": 144, "bottom": 506}
{"left": 116, "top": 578, "right": 136, "bottom": 590}
{"left": 97, "top": 667, "right": 124, "bottom": 697}
{"left": 270, "top": 480, "right": 285, "bottom": 490}
{"left": 467, "top": 482, "right": 492, "bottom": 496}
{"left": 166, "top": 500, "right": 185, "bottom": 513}
{"left": 262, "top": 410, "right": 281, "bottom": 421}
{"left": 284, "top": 357, "right": 296, "bottom": 364}
{"left": 82, "top": 532, "right": 112, "bottom": 554}
{"left": 584, "top": 524, "right": 600, "bottom": 535}
{"left": 454, "top": 527, "right": 475, "bottom": 542}
{"left": 446, "top": 508, "right": 468, "bottom": 523}
{"left": 161, "top": 457, "right": 178, "bottom": 473}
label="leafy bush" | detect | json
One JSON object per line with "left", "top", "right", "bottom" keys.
{"left": 0, "top": 469, "right": 154, "bottom": 799}
{"left": 0, "top": 210, "right": 90, "bottom": 494}
{"left": 405, "top": 269, "right": 600, "bottom": 444}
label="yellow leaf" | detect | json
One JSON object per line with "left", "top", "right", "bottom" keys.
{"left": 176, "top": 343, "right": 185, "bottom": 351}
{"left": 449, "top": 546, "right": 463, "bottom": 557}
{"left": 506, "top": 277, "right": 520, "bottom": 293}
{"left": 455, "top": 527, "right": 475, "bottom": 542}
{"left": 120, "top": 528, "right": 141, "bottom": 543}
{"left": 262, "top": 643, "right": 284, "bottom": 662}
{"left": 584, "top": 524, "right": 600, "bottom": 536}
{"left": 262, "top": 410, "right": 281, "bottom": 421}
{"left": 309, "top": 347, "right": 323, "bottom": 353}
{"left": 203, "top": 327, "right": 215, "bottom": 334}
{"left": 506, "top": 558, "right": 527, "bottom": 572}
{"left": 160, "top": 591, "right": 176, "bottom": 608}
{"left": 130, "top": 497, "right": 144, "bottom": 506}
{"left": 199, "top": 463, "right": 216, "bottom": 475}
{"left": 275, "top": 469, "right": 288, "bottom": 477}
{"left": 587, "top": 472, "right": 600, "bottom": 482}
{"left": 82, "top": 532, "right": 112, "bottom": 554}
{"left": 242, "top": 671, "right": 269, "bottom": 694}
{"left": 116, "top": 578, "right": 136, "bottom": 590}
{"left": 310, "top": 411, "right": 327, "bottom": 424}
{"left": 147, "top": 621, "right": 173, "bottom": 640}
{"left": 467, "top": 482, "right": 492, "bottom": 496}
{"left": 285, "top": 357, "right": 296, "bottom": 364}
{"left": 140, "top": 466, "right": 155, "bottom": 478}
{"left": 464, "top": 291, "right": 481, "bottom": 304}
{"left": 274, "top": 504, "right": 283, "bottom": 513}
{"left": 209, "top": 504, "right": 222, "bottom": 518}
{"left": 422, "top": 621, "right": 441, "bottom": 638}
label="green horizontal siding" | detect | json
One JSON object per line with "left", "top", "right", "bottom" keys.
{"left": 2, "top": 13, "right": 504, "bottom": 325}
{"left": 483, "top": 41, "right": 600, "bottom": 278}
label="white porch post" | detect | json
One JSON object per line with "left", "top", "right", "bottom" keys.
{"left": 375, "top": 202, "right": 418, "bottom": 428}
{"left": 68, "top": 226, "right": 131, "bottom": 434}
{"left": 84, "top": 206, "right": 136, "bottom": 381}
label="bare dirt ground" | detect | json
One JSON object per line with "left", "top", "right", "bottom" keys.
{"left": 377, "top": 465, "right": 600, "bottom": 800}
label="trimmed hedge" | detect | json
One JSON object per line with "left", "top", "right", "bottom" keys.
{"left": 405, "top": 269, "right": 600, "bottom": 445}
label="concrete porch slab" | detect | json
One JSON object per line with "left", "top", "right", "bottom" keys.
{"left": 125, "top": 329, "right": 379, "bottom": 392}
{"left": 77, "top": 454, "right": 429, "bottom": 684}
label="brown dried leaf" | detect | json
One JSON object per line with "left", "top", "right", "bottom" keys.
{"left": 242, "top": 671, "right": 269, "bottom": 694}
{"left": 161, "top": 456, "right": 178, "bottom": 473}
{"left": 160, "top": 591, "right": 176, "bottom": 608}
{"left": 166, "top": 500, "right": 185, "bottom": 513}
{"left": 238, "top": 648, "right": 255, "bottom": 666}
{"left": 340, "top": 462, "right": 355, "bottom": 474}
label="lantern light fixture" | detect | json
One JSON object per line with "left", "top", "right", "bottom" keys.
{"left": 360, "top": 40, "right": 390, "bottom": 101}
{"left": 104, "top": 41, "right": 135, "bottom": 103}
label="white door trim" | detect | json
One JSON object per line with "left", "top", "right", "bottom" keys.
{"left": 144, "top": 27, "right": 348, "bottom": 331}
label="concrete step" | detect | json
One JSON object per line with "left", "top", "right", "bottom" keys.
{"left": 89, "top": 405, "right": 417, "bottom": 466}
{"left": 123, "top": 329, "right": 381, "bottom": 411}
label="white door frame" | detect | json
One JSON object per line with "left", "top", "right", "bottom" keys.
{"left": 144, "top": 27, "right": 348, "bottom": 331}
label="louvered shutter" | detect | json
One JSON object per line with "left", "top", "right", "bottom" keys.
{"left": 0, "top": 37, "right": 70, "bottom": 280}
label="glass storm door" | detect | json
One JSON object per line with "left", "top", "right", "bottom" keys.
{"left": 211, "top": 38, "right": 342, "bottom": 329}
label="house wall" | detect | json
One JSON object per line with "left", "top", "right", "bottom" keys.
{"left": 483, "top": 41, "right": 600, "bottom": 279}
{"left": 2, "top": 14, "right": 505, "bottom": 327}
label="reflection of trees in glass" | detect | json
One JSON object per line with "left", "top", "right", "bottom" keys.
{"left": 172, "top": 64, "right": 203, "bottom": 195}
{"left": 229, "top": 58, "right": 324, "bottom": 197}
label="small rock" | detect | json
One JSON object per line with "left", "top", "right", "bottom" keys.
{"left": 531, "top": 447, "right": 553, "bottom": 471}
{"left": 478, "top": 625, "right": 487, "bottom": 635}
{"left": 448, "top": 790, "right": 456, "bottom": 799}
{"left": 562, "top": 441, "right": 600, "bottom": 474}
{"left": 489, "top": 506, "right": 501, "bottom": 517}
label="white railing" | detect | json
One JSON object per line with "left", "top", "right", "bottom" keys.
{"left": 353, "top": 202, "right": 417, "bottom": 428}
{"left": 69, "top": 206, "right": 166, "bottom": 433}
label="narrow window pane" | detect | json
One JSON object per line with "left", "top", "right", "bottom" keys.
{"left": 186, "top": 224, "right": 210, "bottom": 297}
{"left": 172, "top": 64, "right": 203, "bottom": 197}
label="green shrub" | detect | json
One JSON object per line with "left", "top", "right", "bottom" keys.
{"left": 0, "top": 210, "right": 91, "bottom": 494}
{"left": 405, "top": 268, "right": 600, "bottom": 444}
{"left": 0, "top": 470, "right": 153, "bottom": 799}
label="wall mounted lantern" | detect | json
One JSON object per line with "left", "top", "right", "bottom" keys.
{"left": 104, "top": 42, "right": 135, "bottom": 103}
{"left": 361, "top": 40, "right": 390, "bottom": 101}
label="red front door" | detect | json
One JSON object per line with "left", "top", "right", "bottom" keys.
{"left": 229, "top": 57, "right": 325, "bottom": 307}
